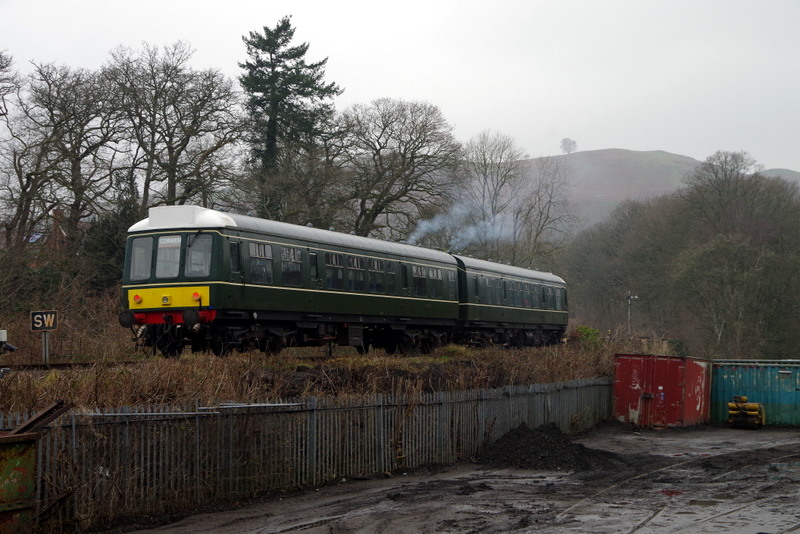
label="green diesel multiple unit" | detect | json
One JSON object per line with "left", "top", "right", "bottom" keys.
{"left": 118, "top": 206, "right": 568, "bottom": 356}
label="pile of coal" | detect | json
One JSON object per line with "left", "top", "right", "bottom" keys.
{"left": 477, "top": 422, "right": 613, "bottom": 471}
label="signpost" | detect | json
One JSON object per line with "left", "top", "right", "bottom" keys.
{"left": 30, "top": 310, "right": 58, "bottom": 364}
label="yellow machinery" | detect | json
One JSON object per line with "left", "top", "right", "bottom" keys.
{"left": 727, "top": 395, "right": 766, "bottom": 428}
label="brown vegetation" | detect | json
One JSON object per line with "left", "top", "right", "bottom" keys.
{"left": 0, "top": 332, "right": 648, "bottom": 414}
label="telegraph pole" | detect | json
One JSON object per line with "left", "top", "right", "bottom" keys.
{"left": 626, "top": 293, "right": 638, "bottom": 336}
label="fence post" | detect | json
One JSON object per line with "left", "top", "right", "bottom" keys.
{"left": 477, "top": 389, "right": 486, "bottom": 453}
{"left": 374, "top": 394, "right": 385, "bottom": 474}
{"left": 306, "top": 397, "right": 317, "bottom": 486}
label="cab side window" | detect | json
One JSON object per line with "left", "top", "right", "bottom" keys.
{"left": 130, "top": 237, "right": 153, "bottom": 281}
{"left": 185, "top": 234, "right": 213, "bottom": 277}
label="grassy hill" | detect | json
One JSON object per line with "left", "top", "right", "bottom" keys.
{"left": 529, "top": 149, "right": 800, "bottom": 227}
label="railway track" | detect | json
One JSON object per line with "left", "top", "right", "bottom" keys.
{"left": 0, "top": 361, "right": 141, "bottom": 372}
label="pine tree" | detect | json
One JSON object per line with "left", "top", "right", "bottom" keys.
{"left": 239, "top": 16, "right": 342, "bottom": 218}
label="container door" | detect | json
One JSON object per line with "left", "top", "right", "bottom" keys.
{"left": 773, "top": 366, "right": 800, "bottom": 425}
{"left": 614, "top": 355, "right": 649, "bottom": 426}
{"left": 648, "top": 357, "right": 686, "bottom": 428}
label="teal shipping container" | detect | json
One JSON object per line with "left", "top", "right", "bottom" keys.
{"left": 711, "top": 360, "right": 800, "bottom": 425}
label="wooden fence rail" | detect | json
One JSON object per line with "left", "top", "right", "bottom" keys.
{"left": 1, "top": 378, "right": 612, "bottom": 531}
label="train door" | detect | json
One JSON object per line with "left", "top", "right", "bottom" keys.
{"left": 309, "top": 250, "right": 321, "bottom": 288}
{"left": 226, "top": 238, "right": 245, "bottom": 302}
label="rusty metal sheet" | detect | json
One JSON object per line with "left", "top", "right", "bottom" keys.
{"left": 0, "top": 432, "right": 39, "bottom": 534}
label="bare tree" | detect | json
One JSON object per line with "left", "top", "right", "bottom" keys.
{"left": 451, "top": 130, "right": 526, "bottom": 260}
{"left": 672, "top": 234, "right": 771, "bottom": 358}
{"left": 22, "top": 63, "right": 123, "bottom": 246}
{"left": 104, "top": 42, "right": 244, "bottom": 210}
{"left": 0, "top": 51, "right": 18, "bottom": 117}
{"left": 0, "top": 68, "right": 63, "bottom": 251}
{"left": 510, "top": 155, "right": 574, "bottom": 266}
{"left": 339, "top": 98, "right": 461, "bottom": 237}
{"left": 418, "top": 132, "right": 573, "bottom": 267}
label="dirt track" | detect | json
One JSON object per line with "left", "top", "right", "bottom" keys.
{"left": 120, "top": 424, "right": 800, "bottom": 534}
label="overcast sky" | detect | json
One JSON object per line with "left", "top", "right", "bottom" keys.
{"left": 2, "top": 0, "right": 799, "bottom": 170}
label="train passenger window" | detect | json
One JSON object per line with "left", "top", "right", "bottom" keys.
{"left": 545, "top": 286, "right": 554, "bottom": 309}
{"left": 348, "top": 256, "right": 366, "bottom": 291}
{"left": 386, "top": 262, "right": 397, "bottom": 294}
{"left": 325, "top": 253, "right": 344, "bottom": 289}
{"left": 281, "top": 246, "right": 303, "bottom": 287}
{"left": 523, "top": 283, "right": 533, "bottom": 308}
{"left": 368, "top": 258, "right": 385, "bottom": 293}
{"left": 428, "top": 267, "right": 443, "bottom": 298}
{"left": 412, "top": 265, "right": 427, "bottom": 297}
{"left": 249, "top": 242, "right": 273, "bottom": 284}
{"left": 448, "top": 271, "right": 456, "bottom": 300}
{"left": 155, "top": 235, "right": 181, "bottom": 279}
{"left": 130, "top": 237, "right": 153, "bottom": 281}
{"left": 185, "top": 234, "right": 213, "bottom": 277}
{"left": 555, "top": 288, "right": 564, "bottom": 310}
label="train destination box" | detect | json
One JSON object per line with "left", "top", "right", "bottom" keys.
{"left": 613, "top": 353, "right": 711, "bottom": 429}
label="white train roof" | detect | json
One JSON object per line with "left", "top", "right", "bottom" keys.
{"left": 129, "top": 205, "right": 457, "bottom": 265}
{"left": 454, "top": 255, "right": 565, "bottom": 285}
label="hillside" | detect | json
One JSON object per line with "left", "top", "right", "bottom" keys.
{"left": 528, "top": 149, "right": 800, "bottom": 227}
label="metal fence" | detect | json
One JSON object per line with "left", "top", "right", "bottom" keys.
{"left": 1, "top": 378, "right": 612, "bottom": 531}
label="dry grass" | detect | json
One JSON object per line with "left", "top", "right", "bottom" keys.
{"left": 0, "top": 285, "right": 655, "bottom": 415}
{"left": 0, "top": 336, "right": 647, "bottom": 414}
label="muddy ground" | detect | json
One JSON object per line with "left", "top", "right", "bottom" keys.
{"left": 119, "top": 423, "right": 800, "bottom": 534}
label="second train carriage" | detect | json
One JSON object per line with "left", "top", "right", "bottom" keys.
{"left": 455, "top": 256, "right": 567, "bottom": 347}
{"left": 118, "top": 206, "right": 567, "bottom": 356}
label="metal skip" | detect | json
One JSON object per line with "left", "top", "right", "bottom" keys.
{"left": 0, "top": 401, "right": 72, "bottom": 534}
{"left": 0, "top": 432, "right": 39, "bottom": 534}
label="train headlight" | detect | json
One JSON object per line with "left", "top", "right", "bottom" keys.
{"left": 161, "top": 296, "right": 170, "bottom": 305}
{"left": 133, "top": 294, "right": 142, "bottom": 304}
{"left": 192, "top": 292, "right": 201, "bottom": 301}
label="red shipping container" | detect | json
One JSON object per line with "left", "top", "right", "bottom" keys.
{"left": 613, "top": 353, "right": 711, "bottom": 428}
